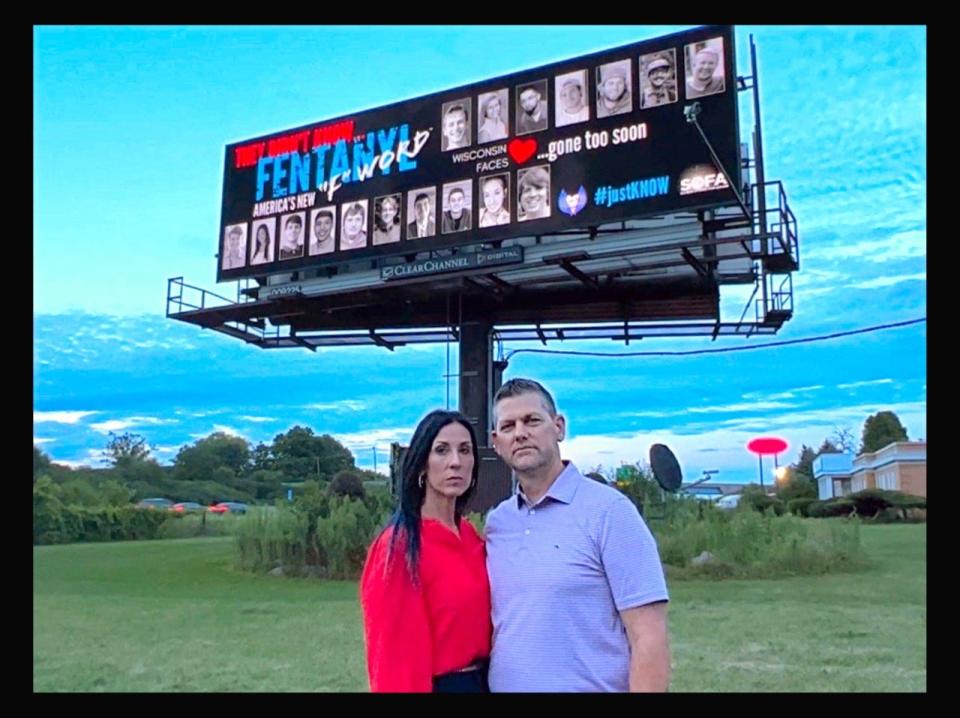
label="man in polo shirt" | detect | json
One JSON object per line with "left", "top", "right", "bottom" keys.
{"left": 485, "top": 378, "right": 670, "bottom": 692}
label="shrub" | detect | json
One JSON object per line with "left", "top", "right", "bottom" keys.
{"left": 651, "top": 506, "right": 866, "bottom": 580}
{"left": 787, "top": 497, "right": 816, "bottom": 517}
{"left": 806, "top": 499, "right": 855, "bottom": 518}
{"left": 330, "top": 471, "right": 366, "bottom": 501}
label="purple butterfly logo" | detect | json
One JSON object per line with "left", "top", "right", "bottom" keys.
{"left": 558, "top": 186, "right": 588, "bottom": 216}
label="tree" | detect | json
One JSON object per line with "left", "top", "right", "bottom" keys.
{"left": 270, "top": 426, "right": 355, "bottom": 481}
{"left": 817, "top": 438, "right": 839, "bottom": 456}
{"left": 790, "top": 444, "right": 818, "bottom": 480}
{"left": 34, "top": 447, "right": 51, "bottom": 482}
{"left": 776, "top": 470, "right": 817, "bottom": 502}
{"left": 251, "top": 442, "right": 273, "bottom": 472}
{"left": 104, "top": 432, "right": 152, "bottom": 468}
{"left": 330, "top": 470, "right": 366, "bottom": 500}
{"left": 246, "top": 469, "right": 287, "bottom": 501}
{"left": 830, "top": 426, "right": 856, "bottom": 453}
{"left": 172, "top": 432, "right": 251, "bottom": 482}
{"left": 860, "top": 411, "right": 908, "bottom": 454}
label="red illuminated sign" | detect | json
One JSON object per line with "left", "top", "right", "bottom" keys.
{"left": 746, "top": 437, "right": 788, "bottom": 455}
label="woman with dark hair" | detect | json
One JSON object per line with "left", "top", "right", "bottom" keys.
{"left": 251, "top": 224, "right": 272, "bottom": 264}
{"left": 360, "top": 410, "right": 491, "bottom": 693}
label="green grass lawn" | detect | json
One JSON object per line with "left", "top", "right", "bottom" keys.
{"left": 33, "top": 523, "right": 925, "bottom": 692}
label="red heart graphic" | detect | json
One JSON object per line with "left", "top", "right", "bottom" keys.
{"left": 508, "top": 138, "right": 537, "bottom": 164}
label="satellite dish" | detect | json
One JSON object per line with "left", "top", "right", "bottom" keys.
{"left": 649, "top": 444, "right": 682, "bottom": 493}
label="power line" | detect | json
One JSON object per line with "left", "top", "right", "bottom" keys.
{"left": 504, "top": 317, "right": 926, "bottom": 360}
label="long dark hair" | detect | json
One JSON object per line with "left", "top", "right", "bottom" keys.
{"left": 386, "top": 410, "right": 480, "bottom": 584}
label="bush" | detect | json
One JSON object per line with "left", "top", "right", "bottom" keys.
{"left": 787, "top": 497, "right": 816, "bottom": 517}
{"left": 846, "top": 488, "right": 925, "bottom": 517}
{"left": 314, "top": 496, "right": 386, "bottom": 579}
{"left": 330, "top": 471, "right": 366, "bottom": 501}
{"left": 235, "top": 490, "right": 392, "bottom": 580}
{"left": 234, "top": 506, "right": 310, "bottom": 574}
{"left": 651, "top": 506, "right": 866, "bottom": 580}
{"left": 159, "top": 511, "right": 239, "bottom": 539}
{"left": 806, "top": 499, "right": 855, "bottom": 518}
{"left": 33, "top": 502, "right": 171, "bottom": 545}
{"left": 742, "top": 491, "right": 785, "bottom": 516}
{"left": 33, "top": 476, "right": 66, "bottom": 544}
{"left": 776, "top": 474, "right": 817, "bottom": 502}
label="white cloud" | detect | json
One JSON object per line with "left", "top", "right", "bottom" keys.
{"left": 847, "top": 273, "right": 926, "bottom": 290}
{"left": 174, "top": 408, "right": 228, "bottom": 418}
{"left": 742, "top": 385, "right": 824, "bottom": 402}
{"left": 34, "top": 437, "right": 55, "bottom": 445}
{"left": 211, "top": 424, "right": 246, "bottom": 438}
{"left": 53, "top": 459, "right": 94, "bottom": 469}
{"left": 805, "top": 230, "right": 925, "bottom": 264}
{"left": 622, "top": 400, "right": 795, "bottom": 419}
{"left": 89, "top": 416, "right": 178, "bottom": 434}
{"left": 837, "top": 378, "right": 894, "bottom": 390}
{"left": 188, "top": 425, "right": 248, "bottom": 440}
{"left": 86, "top": 448, "right": 110, "bottom": 464}
{"left": 333, "top": 427, "right": 416, "bottom": 450}
{"left": 34, "top": 410, "right": 99, "bottom": 424}
{"left": 303, "top": 400, "right": 367, "bottom": 412}
{"left": 91, "top": 333, "right": 126, "bottom": 342}
{"left": 51, "top": 449, "right": 110, "bottom": 469}
{"left": 239, "top": 416, "right": 277, "bottom": 423}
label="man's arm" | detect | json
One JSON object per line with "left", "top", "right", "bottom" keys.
{"left": 619, "top": 601, "right": 670, "bottom": 692}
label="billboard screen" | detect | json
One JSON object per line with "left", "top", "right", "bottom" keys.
{"left": 218, "top": 25, "right": 740, "bottom": 281}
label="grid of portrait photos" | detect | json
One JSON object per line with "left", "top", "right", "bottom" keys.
{"left": 431, "top": 35, "right": 725, "bottom": 154}
{"left": 222, "top": 36, "right": 726, "bottom": 269}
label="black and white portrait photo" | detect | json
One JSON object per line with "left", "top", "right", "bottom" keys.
{"left": 441, "top": 99, "right": 471, "bottom": 151}
{"left": 477, "top": 89, "right": 509, "bottom": 143}
{"left": 250, "top": 219, "right": 275, "bottom": 265}
{"left": 596, "top": 59, "right": 633, "bottom": 118}
{"left": 373, "top": 194, "right": 402, "bottom": 245}
{"left": 684, "top": 37, "right": 726, "bottom": 99}
{"left": 221, "top": 223, "right": 247, "bottom": 270}
{"left": 640, "top": 49, "right": 679, "bottom": 108}
{"left": 308, "top": 207, "right": 336, "bottom": 256}
{"left": 441, "top": 180, "right": 473, "bottom": 234}
{"left": 278, "top": 212, "right": 306, "bottom": 261}
{"left": 340, "top": 201, "right": 369, "bottom": 251}
{"left": 406, "top": 187, "right": 437, "bottom": 239}
{"left": 478, "top": 173, "right": 511, "bottom": 227}
{"left": 554, "top": 69, "right": 590, "bottom": 127}
{"left": 517, "top": 165, "right": 551, "bottom": 222}
{"left": 516, "top": 80, "right": 549, "bottom": 134}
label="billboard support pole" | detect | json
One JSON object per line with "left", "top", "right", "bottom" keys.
{"left": 750, "top": 33, "right": 770, "bottom": 320}
{"left": 458, "top": 310, "right": 494, "bottom": 448}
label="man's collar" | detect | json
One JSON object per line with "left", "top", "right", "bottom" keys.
{"left": 516, "top": 461, "right": 582, "bottom": 508}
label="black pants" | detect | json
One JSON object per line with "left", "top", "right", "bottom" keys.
{"left": 432, "top": 663, "right": 489, "bottom": 693}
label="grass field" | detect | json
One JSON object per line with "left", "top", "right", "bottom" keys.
{"left": 33, "top": 522, "right": 925, "bottom": 692}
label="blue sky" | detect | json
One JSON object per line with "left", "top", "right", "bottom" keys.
{"left": 33, "top": 25, "right": 926, "bottom": 485}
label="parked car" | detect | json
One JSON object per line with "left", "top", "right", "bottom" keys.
{"left": 209, "top": 501, "right": 248, "bottom": 515}
{"left": 716, "top": 494, "right": 743, "bottom": 510}
{"left": 136, "top": 497, "right": 174, "bottom": 510}
{"left": 171, "top": 501, "right": 205, "bottom": 513}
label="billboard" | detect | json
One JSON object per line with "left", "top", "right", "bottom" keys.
{"left": 217, "top": 25, "right": 740, "bottom": 281}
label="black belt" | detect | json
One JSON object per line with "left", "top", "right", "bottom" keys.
{"left": 432, "top": 659, "right": 490, "bottom": 693}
